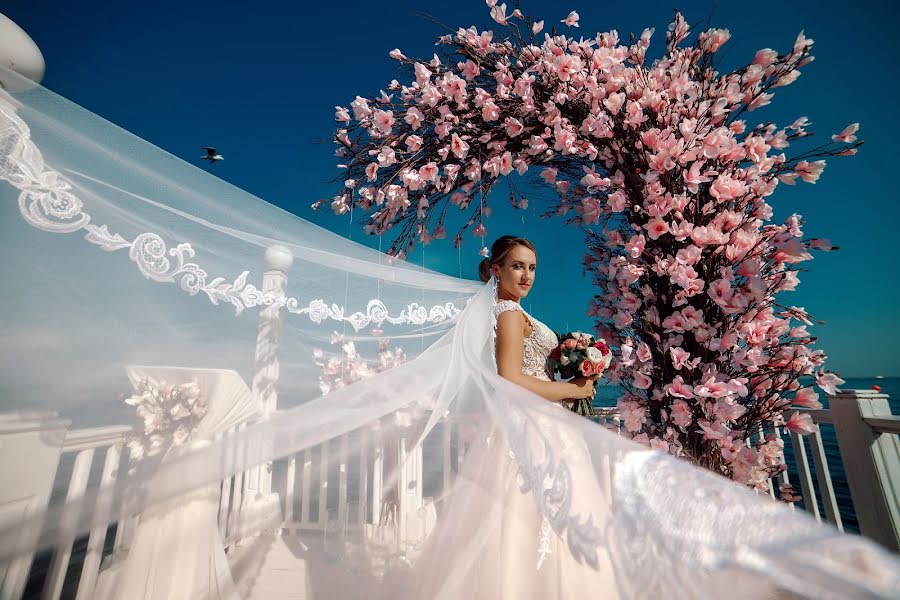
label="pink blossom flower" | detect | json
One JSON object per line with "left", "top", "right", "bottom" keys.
{"left": 793, "top": 387, "right": 822, "bottom": 409}
{"left": 406, "top": 135, "right": 423, "bottom": 152}
{"left": 376, "top": 147, "right": 396, "bottom": 166}
{"left": 832, "top": 123, "right": 859, "bottom": 143}
{"left": 419, "top": 162, "right": 439, "bottom": 182}
{"left": 350, "top": 96, "right": 372, "bottom": 120}
{"left": 753, "top": 48, "right": 778, "bottom": 67}
{"left": 702, "top": 28, "right": 731, "bottom": 53}
{"left": 554, "top": 54, "right": 583, "bottom": 82}
{"left": 498, "top": 151, "right": 514, "bottom": 176}
{"left": 815, "top": 370, "right": 845, "bottom": 395}
{"left": 670, "top": 399, "right": 693, "bottom": 428}
{"left": 553, "top": 126, "right": 577, "bottom": 154}
{"left": 621, "top": 403, "right": 647, "bottom": 433}
{"left": 405, "top": 107, "right": 424, "bottom": 130}
{"left": 373, "top": 110, "right": 395, "bottom": 134}
{"left": 675, "top": 245, "right": 701, "bottom": 266}
{"left": 669, "top": 346, "right": 691, "bottom": 370}
{"left": 505, "top": 117, "right": 524, "bottom": 137}
{"left": 578, "top": 197, "right": 602, "bottom": 224}
{"left": 794, "top": 160, "right": 826, "bottom": 183}
{"left": 707, "top": 279, "right": 734, "bottom": 307}
{"left": 710, "top": 174, "right": 749, "bottom": 202}
{"left": 644, "top": 218, "right": 669, "bottom": 240}
{"left": 389, "top": 48, "right": 407, "bottom": 61}
{"left": 450, "top": 133, "right": 470, "bottom": 159}
{"left": 683, "top": 162, "right": 710, "bottom": 194}
{"left": 490, "top": 2, "right": 509, "bottom": 25}
{"left": 459, "top": 59, "right": 480, "bottom": 80}
{"left": 785, "top": 412, "right": 817, "bottom": 435}
{"left": 561, "top": 10, "right": 580, "bottom": 27}
{"left": 650, "top": 438, "right": 669, "bottom": 453}
{"left": 365, "top": 163, "right": 378, "bottom": 181}
{"left": 631, "top": 433, "right": 650, "bottom": 446}
{"left": 694, "top": 374, "right": 730, "bottom": 398}
{"left": 532, "top": 20, "right": 544, "bottom": 35}
{"left": 607, "top": 189, "right": 628, "bottom": 212}
{"left": 624, "top": 101, "right": 647, "bottom": 128}
{"left": 334, "top": 106, "right": 351, "bottom": 123}
{"left": 633, "top": 370, "right": 652, "bottom": 389}
{"left": 604, "top": 92, "right": 625, "bottom": 115}
{"left": 482, "top": 100, "right": 500, "bottom": 121}
{"left": 624, "top": 234, "right": 645, "bottom": 258}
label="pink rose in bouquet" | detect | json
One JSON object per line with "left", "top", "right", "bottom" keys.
{"left": 548, "top": 331, "right": 613, "bottom": 416}
{"left": 548, "top": 331, "right": 613, "bottom": 381}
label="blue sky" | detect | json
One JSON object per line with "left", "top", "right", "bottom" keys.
{"left": 4, "top": 0, "right": 898, "bottom": 377}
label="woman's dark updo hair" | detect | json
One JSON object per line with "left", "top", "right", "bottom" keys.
{"left": 478, "top": 235, "right": 537, "bottom": 282}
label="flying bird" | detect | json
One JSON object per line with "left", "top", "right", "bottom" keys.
{"left": 200, "top": 147, "right": 224, "bottom": 164}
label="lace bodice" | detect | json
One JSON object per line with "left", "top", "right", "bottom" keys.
{"left": 493, "top": 299, "right": 558, "bottom": 381}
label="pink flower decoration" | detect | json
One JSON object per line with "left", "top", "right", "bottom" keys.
{"left": 785, "top": 412, "right": 817, "bottom": 435}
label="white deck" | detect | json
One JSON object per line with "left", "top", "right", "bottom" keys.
{"left": 230, "top": 531, "right": 387, "bottom": 600}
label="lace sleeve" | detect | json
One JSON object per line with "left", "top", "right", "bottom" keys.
{"left": 493, "top": 299, "right": 523, "bottom": 321}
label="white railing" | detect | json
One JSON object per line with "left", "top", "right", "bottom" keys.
{"left": 6, "top": 393, "right": 899, "bottom": 599}
{"left": 41, "top": 425, "right": 132, "bottom": 600}
{"left": 803, "top": 390, "right": 900, "bottom": 551}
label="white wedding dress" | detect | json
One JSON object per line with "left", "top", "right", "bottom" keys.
{"left": 410, "top": 294, "right": 623, "bottom": 598}
{"left": 405, "top": 287, "right": 895, "bottom": 599}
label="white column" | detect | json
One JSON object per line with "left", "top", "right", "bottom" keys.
{"left": 235, "top": 245, "right": 293, "bottom": 542}
{"left": 252, "top": 244, "right": 293, "bottom": 492}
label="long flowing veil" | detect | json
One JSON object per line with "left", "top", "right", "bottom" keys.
{"left": 0, "top": 65, "right": 898, "bottom": 599}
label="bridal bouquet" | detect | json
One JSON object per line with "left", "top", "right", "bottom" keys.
{"left": 548, "top": 332, "right": 613, "bottom": 379}
{"left": 548, "top": 332, "right": 613, "bottom": 416}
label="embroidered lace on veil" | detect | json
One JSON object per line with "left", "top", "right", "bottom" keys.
{"left": 1, "top": 65, "right": 899, "bottom": 599}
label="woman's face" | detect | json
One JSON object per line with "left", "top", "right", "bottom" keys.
{"left": 492, "top": 245, "right": 537, "bottom": 301}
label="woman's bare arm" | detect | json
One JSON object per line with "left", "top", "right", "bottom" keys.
{"left": 495, "top": 310, "right": 594, "bottom": 402}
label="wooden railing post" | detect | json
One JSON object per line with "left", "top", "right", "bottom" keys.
{"left": 830, "top": 389, "right": 900, "bottom": 552}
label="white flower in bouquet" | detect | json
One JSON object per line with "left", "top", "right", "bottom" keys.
{"left": 586, "top": 346, "right": 604, "bottom": 363}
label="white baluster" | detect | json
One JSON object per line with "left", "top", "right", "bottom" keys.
{"left": 284, "top": 456, "right": 296, "bottom": 533}
{"left": 808, "top": 427, "right": 843, "bottom": 531}
{"left": 300, "top": 450, "right": 312, "bottom": 526}
{"left": 318, "top": 441, "right": 329, "bottom": 527}
{"left": 358, "top": 430, "right": 369, "bottom": 526}
{"left": 74, "top": 444, "right": 122, "bottom": 600}
{"left": 44, "top": 448, "right": 94, "bottom": 600}
{"left": 788, "top": 431, "right": 819, "bottom": 521}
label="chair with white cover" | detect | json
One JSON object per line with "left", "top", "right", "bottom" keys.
{"left": 94, "top": 366, "right": 264, "bottom": 600}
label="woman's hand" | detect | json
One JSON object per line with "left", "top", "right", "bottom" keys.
{"left": 569, "top": 376, "right": 596, "bottom": 399}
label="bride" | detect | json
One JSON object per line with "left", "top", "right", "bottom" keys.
{"left": 1, "top": 64, "right": 899, "bottom": 600}
{"left": 410, "top": 234, "right": 621, "bottom": 599}
{"left": 407, "top": 235, "right": 898, "bottom": 599}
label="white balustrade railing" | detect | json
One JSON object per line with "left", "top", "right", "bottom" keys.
{"left": 5, "top": 389, "right": 899, "bottom": 599}
{"left": 41, "top": 425, "right": 132, "bottom": 600}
